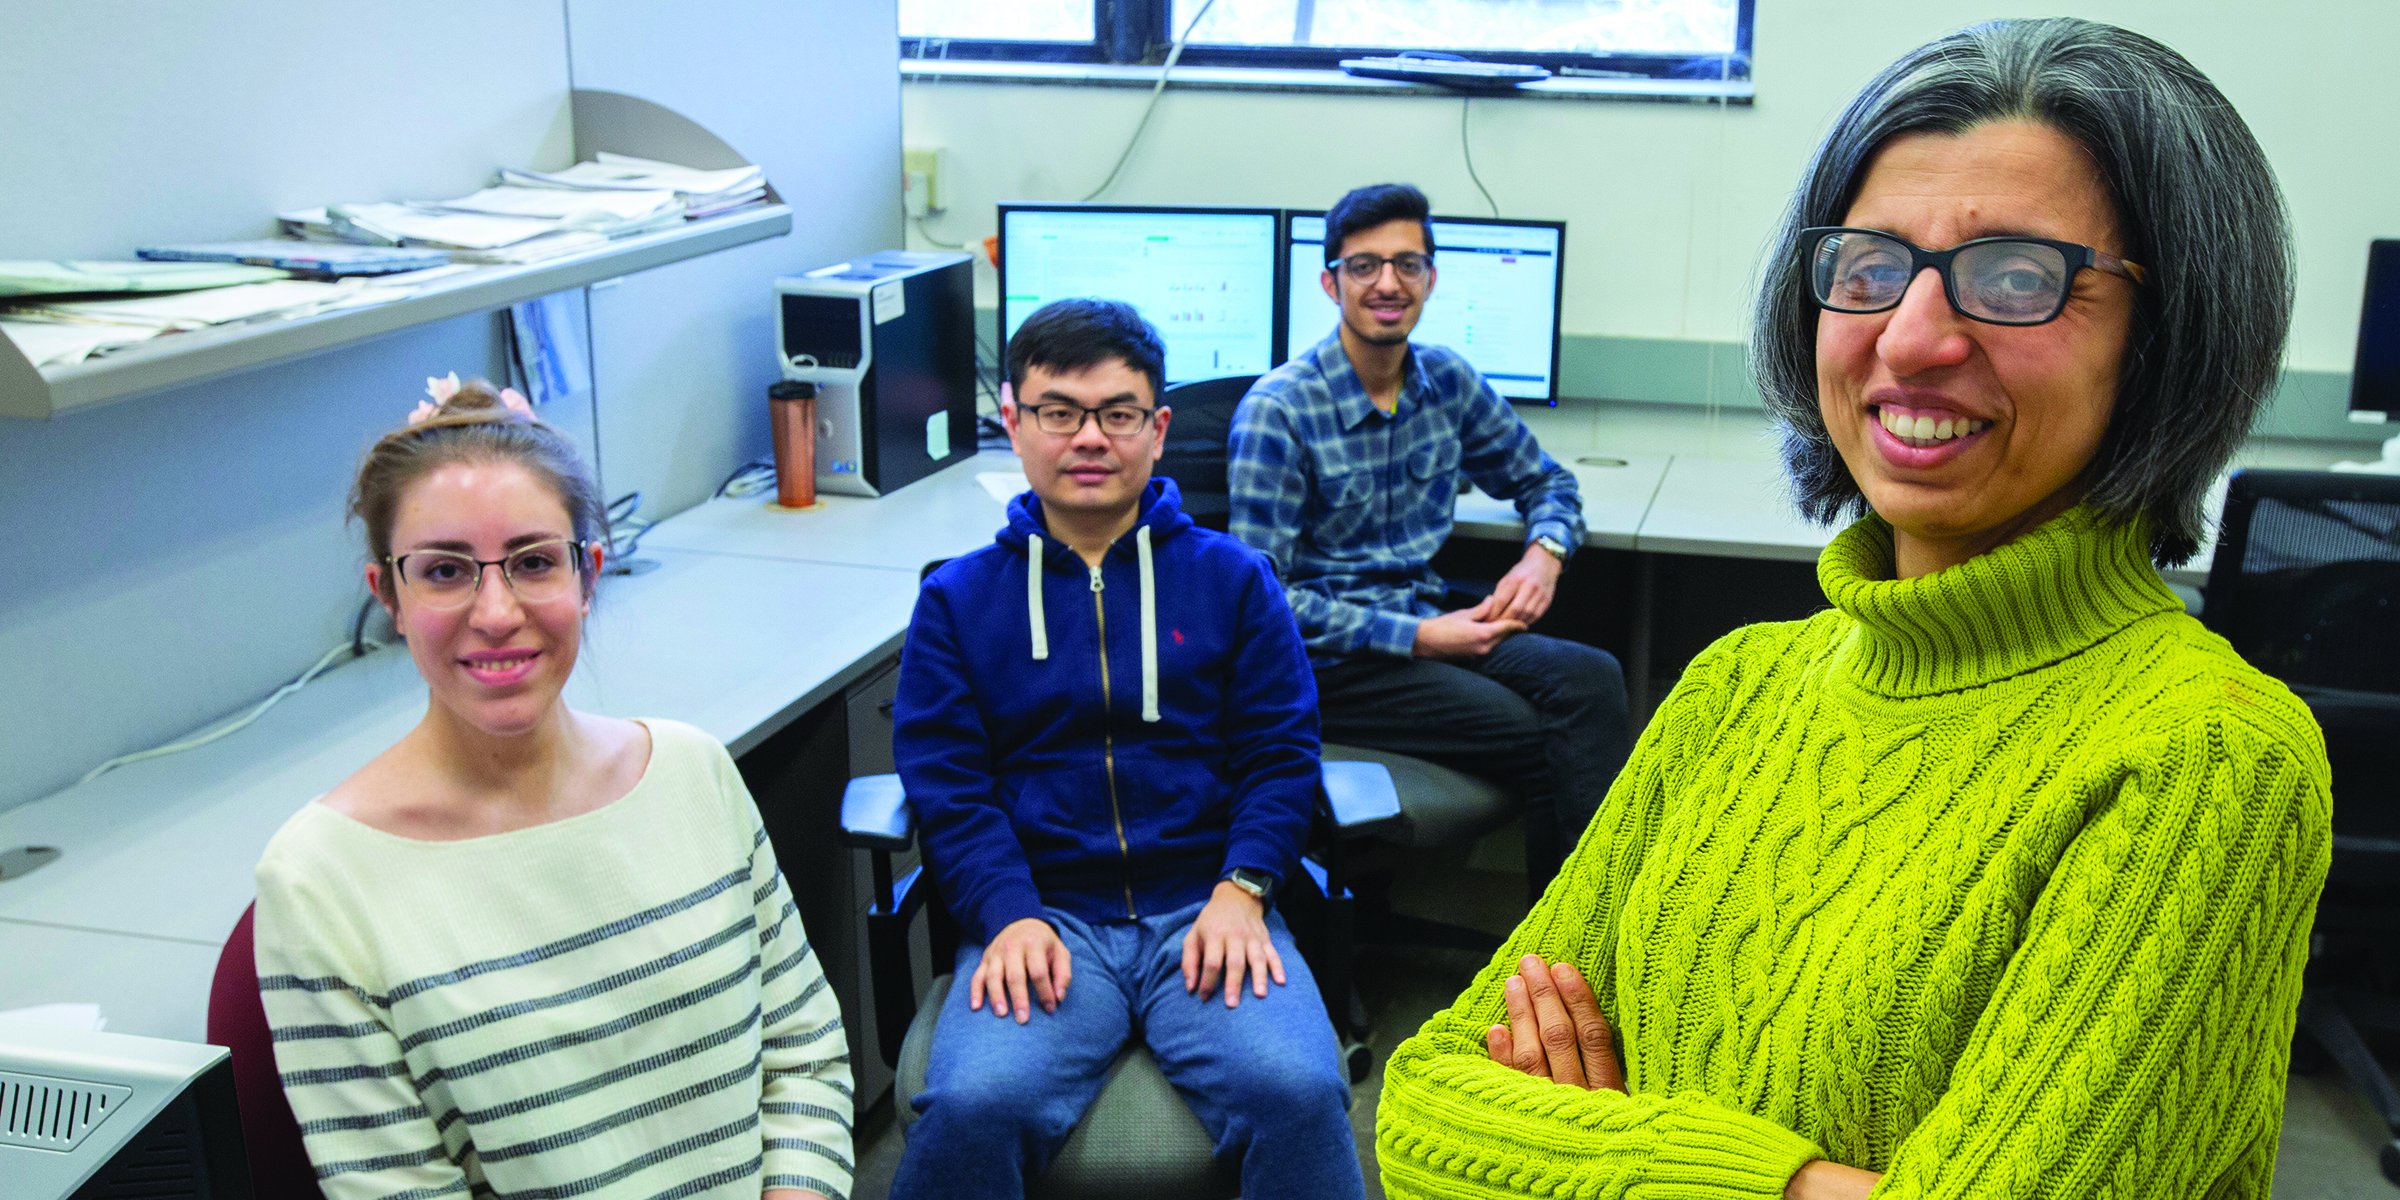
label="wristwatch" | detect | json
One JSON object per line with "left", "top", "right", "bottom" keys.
{"left": 1222, "top": 867, "right": 1275, "bottom": 905}
{"left": 1533, "top": 534, "right": 1570, "bottom": 562}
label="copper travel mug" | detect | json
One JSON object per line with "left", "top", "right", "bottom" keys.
{"left": 768, "top": 381, "right": 817, "bottom": 508}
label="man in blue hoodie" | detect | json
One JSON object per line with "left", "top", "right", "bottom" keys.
{"left": 890, "top": 299, "right": 1363, "bottom": 1199}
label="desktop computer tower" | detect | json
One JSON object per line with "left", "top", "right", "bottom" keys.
{"left": 775, "top": 251, "right": 977, "bottom": 498}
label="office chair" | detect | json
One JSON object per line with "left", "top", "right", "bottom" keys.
{"left": 1158, "top": 374, "right": 1523, "bottom": 952}
{"left": 2204, "top": 468, "right": 2400, "bottom": 1184}
{"left": 840, "top": 763, "right": 1397, "bottom": 1199}
{"left": 206, "top": 903, "right": 322, "bottom": 1200}
{"left": 1153, "top": 374, "right": 1257, "bottom": 531}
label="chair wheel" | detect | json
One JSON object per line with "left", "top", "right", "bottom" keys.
{"left": 2381, "top": 1138, "right": 2400, "bottom": 1187}
{"left": 1343, "top": 1040, "right": 1374, "bottom": 1086}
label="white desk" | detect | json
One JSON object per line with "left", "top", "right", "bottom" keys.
{"left": 1454, "top": 454, "right": 1669, "bottom": 549}
{"left": 640, "top": 449, "right": 1026, "bottom": 572}
{"left": 1635, "top": 456, "right": 1828, "bottom": 563}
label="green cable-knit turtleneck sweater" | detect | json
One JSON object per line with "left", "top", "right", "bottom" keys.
{"left": 1377, "top": 505, "right": 2332, "bottom": 1199}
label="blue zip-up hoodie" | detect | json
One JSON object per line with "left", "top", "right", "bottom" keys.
{"left": 894, "top": 477, "right": 1321, "bottom": 945}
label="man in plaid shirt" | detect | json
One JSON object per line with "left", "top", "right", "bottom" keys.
{"left": 1228, "top": 183, "right": 1631, "bottom": 891}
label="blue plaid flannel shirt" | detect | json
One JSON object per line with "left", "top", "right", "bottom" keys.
{"left": 1228, "top": 333, "right": 1583, "bottom": 663}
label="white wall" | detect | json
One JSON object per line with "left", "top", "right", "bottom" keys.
{"left": 0, "top": 0, "right": 900, "bottom": 812}
{"left": 570, "top": 0, "right": 903, "bottom": 517}
{"left": 902, "top": 1, "right": 2399, "bottom": 382}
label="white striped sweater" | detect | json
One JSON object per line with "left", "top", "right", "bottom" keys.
{"left": 254, "top": 719, "right": 853, "bottom": 1200}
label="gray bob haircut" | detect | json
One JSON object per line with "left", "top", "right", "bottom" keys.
{"left": 1751, "top": 18, "right": 2294, "bottom": 566}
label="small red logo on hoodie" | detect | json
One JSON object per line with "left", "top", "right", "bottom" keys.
{"left": 1172, "top": 629, "right": 1184, "bottom": 644}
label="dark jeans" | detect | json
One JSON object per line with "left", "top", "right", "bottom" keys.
{"left": 894, "top": 902, "right": 1363, "bottom": 1199}
{"left": 1314, "top": 632, "right": 1631, "bottom": 889}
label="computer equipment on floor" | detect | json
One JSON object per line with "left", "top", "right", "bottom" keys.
{"left": 1, "top": 1017, "right": 253, "bottom": 1200}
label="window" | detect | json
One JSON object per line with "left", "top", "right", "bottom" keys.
{"left": 900, "top": 0, "right": 1753, "bottom": 85}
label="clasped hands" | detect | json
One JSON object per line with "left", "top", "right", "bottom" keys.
{"left": 967, "top": 882, "right": 1285, "bottom": 1023}
{"left": 1413, "top": 541, "right": 1560, "bottom": 661}
{"left": 1487, "top": 954, "right": 1881, "bottom": 1200}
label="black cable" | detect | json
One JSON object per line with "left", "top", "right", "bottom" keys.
{"left": 351, "top": 595, "right": 378, "bottom": 658}
{"left": 605, "top": 491, "right": 648, "bottom": 571}
{"left": 1461, "top": 96, "right": 1499, "bottom": 216}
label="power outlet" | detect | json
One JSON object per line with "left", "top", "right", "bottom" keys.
{"left": 902, "top": 146, "right": 948, "bottom": 214}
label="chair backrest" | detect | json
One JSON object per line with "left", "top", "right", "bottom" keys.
{"left": 2205, "top": 469, "right": 2400, "bottom": 856}
{"left": 1155, "top": 375, "right": 1260, "bottom": 530}
{"left": 206, "top": 903, "right": 320, "bottom": 1199}
{"left": 2204, "top": 468, "right": 2400, "bottom": 693}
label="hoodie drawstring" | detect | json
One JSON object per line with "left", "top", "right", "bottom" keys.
{"left": 1026, "top": 534, "right": 1049, "bottom": 660}
{"left": 1030, "top": 526, "right": 1157, "bottom": 723}
{"left": 1137, "top": 525, "right": 1159, "bottom": 722}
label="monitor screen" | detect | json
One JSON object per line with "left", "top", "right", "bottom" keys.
{"left": 2352, "top": 239, "right": 2400, "bottom": 415}
{"left": 1286, "top": 213, "right": 1565, "bottom": 403}
{"left": 999, "top": 206, "right": 1282, "bottom": 386}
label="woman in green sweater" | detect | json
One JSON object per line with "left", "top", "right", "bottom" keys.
{"left": 1376, "top": 19, "right": 2330, "bottom": 1200}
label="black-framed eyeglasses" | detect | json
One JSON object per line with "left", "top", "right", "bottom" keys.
{"left": 1330, "top": 252, "right": 1432, "bottom": 284}
{"left": 1801, "top": 227, "right": 2149, "bottom": 326}
{"left": 384, "top": 539, "right": 589, "bottom": 610}
{"left": 1024, "top": 402, "right": 1157, "bottom": 438}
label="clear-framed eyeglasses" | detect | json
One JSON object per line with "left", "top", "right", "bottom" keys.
{"left": 384, "top": 539, "right": 588, "bottom": 610}
{"left": 1332, "top": 252, "right": 1433, "bottom": 284}
{"left": 1802, "top": 226, "right": 2148, "bottom": 326}
{"left": 1024, "top": 402, "right": 1157, "bottom": 438}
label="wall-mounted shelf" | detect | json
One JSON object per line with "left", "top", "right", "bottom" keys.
{"left": 0, "top": 90, "right": 788, "bottom": 420}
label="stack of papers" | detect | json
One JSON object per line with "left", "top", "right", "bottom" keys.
{"left": 264, "top": 155, "right": 767, "bottom": 271}
{"left": 1, "top": 319, "right": 165, "bottom": 366}
{"left": 318, "top": 203, "right": 567, "bottom": 250}
{"left": 502, "top": 152, "right": 768, "bottom": 217}
{"left": 0, "top": 260, "right": 290, "bottom": 296}
{"left": 14, "top": 280, "right": 391, "bottom": 330}
{"left": 4, "top": 279, "right": 414, "bottom": 367}
{"left": 421, "top": 184, "right": 683, "bottom": 231}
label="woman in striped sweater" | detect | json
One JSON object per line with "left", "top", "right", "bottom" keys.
{"left": 254, "top": 378, "right": 852, "bottom": 1200}
{"left": 1375, "top": 19, "right": 2330, "bottom": 1200}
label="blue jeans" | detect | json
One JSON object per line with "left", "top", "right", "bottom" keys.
{"left": 890, "top": 902, "right": 1364, "bottom": 1199}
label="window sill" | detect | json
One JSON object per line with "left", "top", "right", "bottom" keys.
{"left": 900, "top": 59, "right": 1751, "bottom": 104}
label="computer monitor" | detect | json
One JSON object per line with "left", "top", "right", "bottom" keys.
{"left": 1285, "top": 212, "right": 1566, "bottom": 404}
{"left": 998, "top": 204, "right": 1283, "bottom": 386}
{"left": 2350, "top": 239, "right": 2400, "bottom": 419}
{"left": 0, "top": 1018, "right": 252, "bottom": 1199}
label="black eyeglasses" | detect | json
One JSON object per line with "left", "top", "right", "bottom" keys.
{"left": 1329, "top": 252, "right": 1432, "bottom": 284}
{"left": 1801, "top": 227, "right": 2148, "bottom": 326}
{"left": 1023, "top": 402, "right": 1157, "bottom": 437}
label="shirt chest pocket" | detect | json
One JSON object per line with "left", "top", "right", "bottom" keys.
{"left": 1408, "top": 440, "right": 1462, "bottom": 516}
{"left": 1310, "top": 466, "right": 1381, "bottom": 549}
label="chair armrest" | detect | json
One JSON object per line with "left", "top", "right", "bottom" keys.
{"left": 840, "top": 774, "right": 915, "bottom": 851}
{"left": 1320, "top": 760, "right": 1401, "bottom": 834}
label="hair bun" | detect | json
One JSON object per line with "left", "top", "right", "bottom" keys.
{"left": 442, "top": 379, "right": 509, "bottom": 414}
